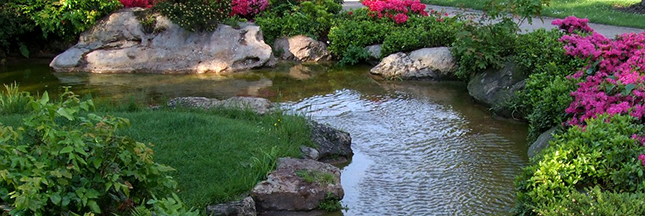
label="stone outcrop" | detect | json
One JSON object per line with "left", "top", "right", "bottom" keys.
{"left": 527, "top": 127, "right": 559, "bottom": 158}
{"left": 251, "top": 158, "right": 343, "bottom": 212}
{"left": 50, "top": 8, "right": 272, "bottom": 73}
{"left": 167, "top": 97, "right": 273, "bottom": 114}
{"left": 308, "top": 121, "right": 352, "bottom": 163}
{"left": 364, "top": 44, "right": 382, "bottom": 65}
{"left": 467, "top": 61, "right": 528, "bottom": 119}
{"left": 206, "top": 196, "right": 256, "bottom": 216}
{"left": 274, "top": 36, "right": 332, "bottom": 62}
{"left": 369, "top": 47, "right": 457, "bottom": 80}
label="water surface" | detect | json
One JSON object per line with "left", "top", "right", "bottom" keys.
{"left": 1, "top": 60, "right": 528, "bottom": 215}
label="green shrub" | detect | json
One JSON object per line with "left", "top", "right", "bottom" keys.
{"left": 12, "top": 0, "right": 122, "bottom": 39}
{"left": 130, "top": 193, "right": 200, "bottom": 216}
{"left": 0, "top": 2, "right": 34, "bottom": 57}
{"left": 156, "top": 0, "right": 232, "bottom": 32}
{"left": 538, "top": 187, "right": 645, "bottom": 216}
{"left": 514, "top": 114, "right": 645, "bottom": 215}
{"left": 509, "top": 28, "right": 587, "bottom": 142}
{"left": 0, "top": 90, "right": 176, "bottom": 215}
{"left": 255, "top": 0, "right": 341, "bottom": 45}
{"left": 451, "top": 18, "right": 519, "bottom": 80}
{"left": 328, "top": 9, "right": 461, "bottom": 65}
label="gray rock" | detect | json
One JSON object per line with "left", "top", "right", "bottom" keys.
{"left": 308, "top": 121, "right": 352, "bottom": 162}
{"left": 273, "top": 36, "right": 332, "bottom": 62}
{"left": 369, "top": 47, "right": 457, "bottom": 80}
{"left": 300, "top": 146, "right": 320, "bottom": 160}
{"left": 467, "top": 61, "right": 528, "bottom": 119}
{"left": 364, "top": 44, "right": 383, "bottom": 65}
{"left": 252, "top": 158, "right": 343, "bottom": 211}
{"left": 51, "top": 8, "right": 272, "bottom": 73}
{"left": 167, "top": 96, "right": 273, "bottom": 114}
{"left": 528, "top": 127, "right": 559, "bottom": 158}
{"left": 206, "top": 196, "right": 256, "bottom": 216}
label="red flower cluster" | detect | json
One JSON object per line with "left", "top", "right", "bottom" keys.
{"left": 120, "top": 0, "right": 153, "bottom": 8}
{"left": 362, "top": 0, "right": 428, "bottom": 24}
{"left": 231, "top": 0, "right": 268, "bottom": 19}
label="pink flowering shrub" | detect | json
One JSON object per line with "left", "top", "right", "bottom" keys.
{"left": 120, "top": 0, "right": 153, "bottom": 8}
{"left": 231, "top": 0, "right": 268, "bottom": 19}
{"left": 551, "top": 16, "right": 594, "bottom": 34}
{"left": 362, "top": 0, "right": 428, "bottom": 24}
{"left": 555, "top": 17, "right": 645, "bottom": 127}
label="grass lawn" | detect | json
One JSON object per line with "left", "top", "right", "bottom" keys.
{"left": 114, "top": 108, "right": 313, "bottom": 209}
{"left": 422, "top": 0, "right": 645, "bottom": 29}
{"left": 0, "top": 106, "right": 313, "bottom": 210}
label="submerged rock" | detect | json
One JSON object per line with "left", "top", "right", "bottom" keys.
{"left": 50, "top": 8, "right": 272, "bottom": 73}
{"left": 369, "top": 47, "right": 457, "bottom": 80}
{"left": 308, "top": 121, "right": 352, "bottom": 163}
{"left": 206, "top": 196, "right": 256, "bottom": 216}
{"left": 274, "top": 36, "right": 332, "bottom": 62}
{"left": 167, "top": 96, "right": 273, "bottom": 114}
{"left": 251, "top": 158, "right": 343, "bottom": 212}
{"left": 467, "top": 61, "right": 527, "bottom": 119}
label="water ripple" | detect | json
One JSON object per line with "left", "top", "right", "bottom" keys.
{"left": 284, "top": 88, "right": 527, "bottom": 216}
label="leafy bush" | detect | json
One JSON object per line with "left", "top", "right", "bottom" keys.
{"left": 130, "top": 193, "right": 200, "bottom": 216}
{"left": 12, "top": 0, "right": 122, "bottom": 39}
{"left": 0, "top": 90, "right": 176, "bottom": 215}
{"left": 0, "top": 2, "right": 34, "bottom": 57}
{"left": 156, "top": 0, "right": 232, "bottom": 32}
{"left": 328, "top": 8, "right": 461, "bottom": 65}
{"left": 451, "top": 18, "right": 519, "bottom": 80}
{"left": 514, "top": 114, "right": 645, "bottom": 215}
{"left": 511, "top": 28, "right": 587, "bottom": 141}
{"left": 255, "top": 0, "right": 341, "bottom": 45}
{"left": 538, "top": 187, "right": 645, "bottom": 216}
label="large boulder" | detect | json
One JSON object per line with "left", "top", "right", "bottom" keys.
{"left": 50, "top": 8, "right": 272, "bottom": 73}
{"left": 308, "top": 121, "right": 352, "bottom": 163}
{"left": 527, "top": 127, "right": 559, "bottom": 158}
{"left": 467, "top": 61, "right": 528, "bottom": 119}
{"left": 206, "top": 196, "right": 256, "bottom": 216}
{"left": 274, "top": 36, "right": 332, "bottom": 62}
{"left": 252, "top": 158, "right": 344, "bottom": 212}
{"left": 167, "top": 96, "right": 273, "bottom": 114}
{"left": 369, "top": 47, "right": 457, "bottom": 80}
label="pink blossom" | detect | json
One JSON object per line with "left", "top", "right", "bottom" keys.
{"left": 394, "top": 13, "right": 408, "bottom": 24}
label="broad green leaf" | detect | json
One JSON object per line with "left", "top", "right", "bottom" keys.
{"left": 60, "top": 146, "right": 73, "bottom": 154}
{"left": 50, "top": 194, "right": 62, "bottom": 205}
{"left": 40, "top": 92, "right": 49, "bottom": 105}
{"left": 57, "top": 107, "right": 75, "bottom": 120}
{"left": 88, "top": 200, "right": 101, "bottom": 213}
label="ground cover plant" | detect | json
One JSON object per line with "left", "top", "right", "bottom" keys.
{"left": 513, "top": 17, "right": 645, "bottom": 215}
{"left": 422, "top": 0, "right": 645, "bottom": 29}
{"left": 0, "top": 86, "right": 314, "bottom": 213}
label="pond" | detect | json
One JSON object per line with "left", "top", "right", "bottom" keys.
{"left": 0, "top": 60, "right": 528, "bottom": 215}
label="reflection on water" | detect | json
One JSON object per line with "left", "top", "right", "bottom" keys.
{"left": 1, "top": 61, "right": 527, "bottom": 215}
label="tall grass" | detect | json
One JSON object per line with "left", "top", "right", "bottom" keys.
{"left": 0, "top": 82, "right": 31, "bottom": 115}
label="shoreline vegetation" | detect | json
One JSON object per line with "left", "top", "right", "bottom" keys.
{"left": 0, "top": 85, "right": 314, "bottom": 214}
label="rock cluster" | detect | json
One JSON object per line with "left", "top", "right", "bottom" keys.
{"left": 370, "top": 47, "right": 457, "bottom": 80}
{"left": 50, "top": 8, "right": 273, "bottom": 74}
